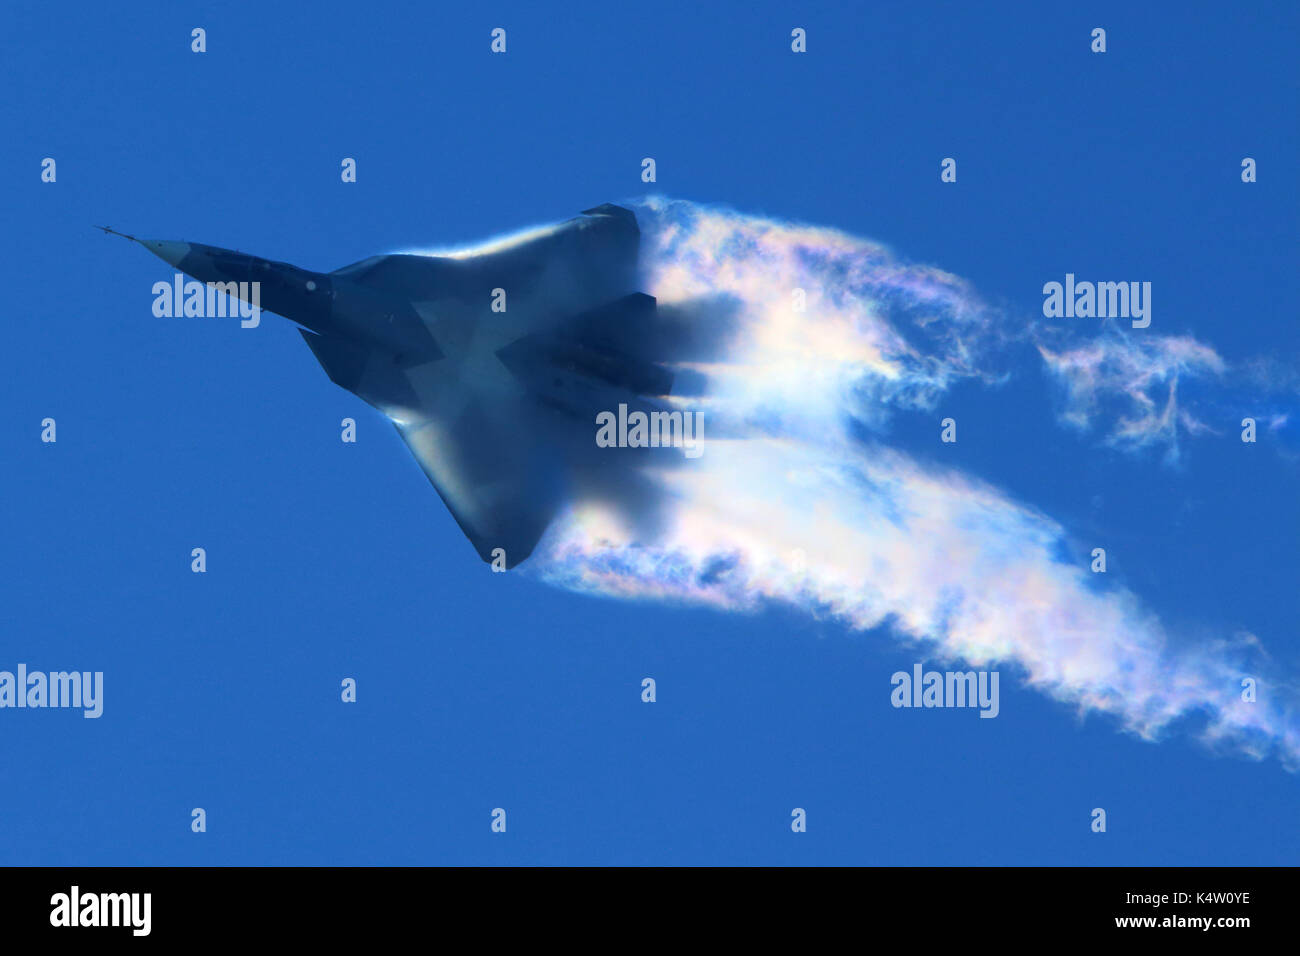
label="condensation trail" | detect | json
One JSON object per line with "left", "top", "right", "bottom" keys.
{"left": 529, "top": 197, "right": 1299, "bottom": 768}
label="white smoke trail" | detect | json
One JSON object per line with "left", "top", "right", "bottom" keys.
{"left": 1038, "top": 332, "right": 1227, "bottom": 464}
{"left": 529, "top": 197, "right": 1299, "bottom": 767}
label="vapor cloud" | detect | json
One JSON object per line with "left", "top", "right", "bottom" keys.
{"left": 1038, "top": 330, "right": 1227, "bottom": 463}
{"left": 529, "top": 198, "right": 1299, "bottom": 767}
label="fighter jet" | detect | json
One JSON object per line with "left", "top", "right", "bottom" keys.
{"left": 106, "top": 205, "right": 715, "bottom": 568}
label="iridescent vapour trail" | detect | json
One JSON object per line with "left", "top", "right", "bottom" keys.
{"left": 529, "top": 197, "right": 1299, "bottom": 768}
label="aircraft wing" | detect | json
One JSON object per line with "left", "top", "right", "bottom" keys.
{"left": 329, "top": 203, "right": 642, "bottom": 308}
{"left": 393, "top": 397, "right": 564, "bottom": 569}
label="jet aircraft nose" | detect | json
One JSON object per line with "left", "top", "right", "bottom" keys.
{"left": 140, "top": 239, "right": 192, "bottom": 268}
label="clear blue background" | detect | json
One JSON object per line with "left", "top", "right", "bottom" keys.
{"left": 2, "top": 1, "right": 1296, "bottom": 864}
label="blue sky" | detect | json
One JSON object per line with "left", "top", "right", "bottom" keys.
{"left": 2, "top": 1, "right": 1297, "bottom": 865}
